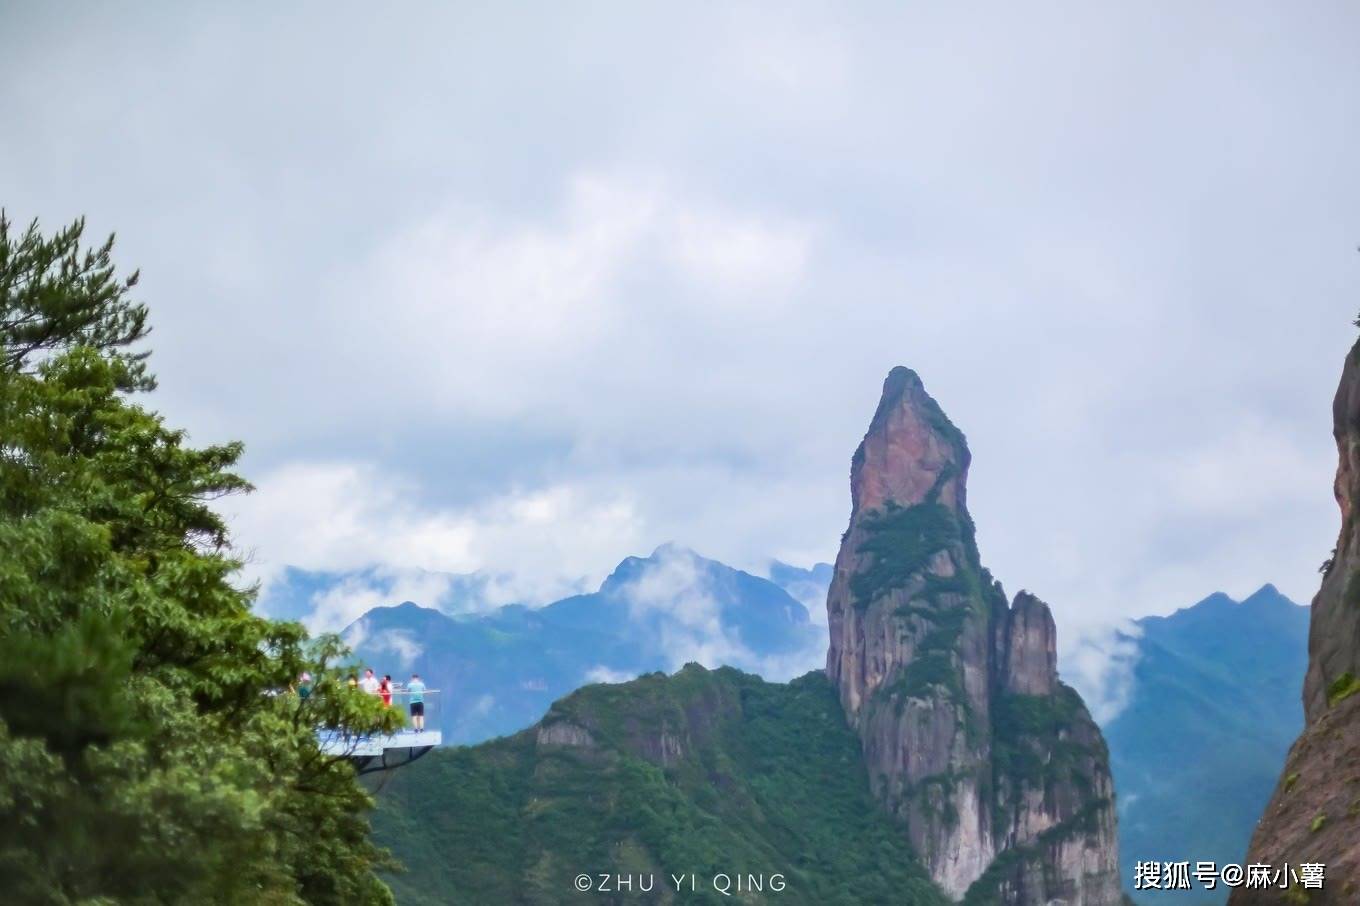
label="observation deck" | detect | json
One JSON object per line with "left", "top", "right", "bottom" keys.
{"left": 317, "top": 688, "right": 442, "bottom": 774}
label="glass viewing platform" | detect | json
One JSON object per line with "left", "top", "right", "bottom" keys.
{"left": 317, "top": 688, "right": 442, "bottom": 774}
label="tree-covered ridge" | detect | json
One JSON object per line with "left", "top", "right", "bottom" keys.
{"left": 374, "top": 666, "right": 951, "bottom": 905}
{"left": 0, "top": 217, "right": 400, "bottom": 904}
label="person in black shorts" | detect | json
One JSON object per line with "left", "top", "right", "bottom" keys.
{"left": 407, "top": 673, "right": 427, "bottom": 732}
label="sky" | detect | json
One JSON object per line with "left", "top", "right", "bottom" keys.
{"left": 3, "top": 2, "right": 1359, "bottom": 648}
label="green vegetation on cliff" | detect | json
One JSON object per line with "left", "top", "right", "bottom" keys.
{"left": 989, "top": 685, "right": 1104, "bottom": 837}
{"left": 1328, "top": 671, "right": 1360, "bottom": 706}
{"left": 886, "top": 601, "right": 971, "bottom": 709}
{"left": 992, "top": 685, "right": 1095, "bottom": 784}
{"left": 851, "top": 501, "right": 962, "bottom": 608}
{"left": 373, "top": 667, "right": 950, "bottom": 905}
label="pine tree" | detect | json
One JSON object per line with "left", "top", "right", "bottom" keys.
{"left": 0, "top": 217, "right": 402, "bottom": 904}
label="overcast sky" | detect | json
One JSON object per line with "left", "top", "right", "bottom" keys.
{"left": 3, "top": 2, "right": 1358, "bottom": 641}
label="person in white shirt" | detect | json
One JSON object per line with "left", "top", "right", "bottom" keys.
{"left": 359, "top": 668, "right": 380, "bottom": 694}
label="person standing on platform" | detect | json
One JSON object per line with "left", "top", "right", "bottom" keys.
{"left": 407, "top": 673, "right": 426, "bottom": 732}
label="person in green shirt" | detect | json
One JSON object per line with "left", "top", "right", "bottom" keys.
{"left": 407, "top": 674, "right": 427, "bottom": 732}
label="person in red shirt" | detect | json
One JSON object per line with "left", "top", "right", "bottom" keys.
{"left": 379, "top": 674, "right": 393, "bottom": 708}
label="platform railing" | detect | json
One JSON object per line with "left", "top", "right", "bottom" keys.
{"left": 315, "top": 689, "right": 442, "bottom": 761}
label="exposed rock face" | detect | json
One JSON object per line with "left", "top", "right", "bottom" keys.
{"left": 1236, "top": 343, "right": 1360, "bottom": 904}
{"left": 1002, "top": 592, "right": 1058, "bottom": 696}
{"left": 536, "top": 720, "right": 595, "bottom": 748}
{"left": 826, "top": 367, "right": 1122, "bottom": 904}
{"left": 1304, "top": 340, "right": 1360, "bottom": 723}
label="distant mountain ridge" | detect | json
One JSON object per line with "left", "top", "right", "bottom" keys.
{"left": 1107, "top": 583, "right": 1310, "bottom": 904}
{"left": 341, "top": 545, "right": 830, "bottom": 743}
{"left": 258, "top": 564, "right": 531, "bottom": 628}
{"left": 767, "top": 560, "right": 835, "bottom": 610}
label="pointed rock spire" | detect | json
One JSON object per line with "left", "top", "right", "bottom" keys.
{"left": 825, "top": 366, "right": 1122, "bottom": 904}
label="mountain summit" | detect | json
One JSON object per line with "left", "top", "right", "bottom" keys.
{"left": 826, "top": 366, "right": 1123, "bottom": 903}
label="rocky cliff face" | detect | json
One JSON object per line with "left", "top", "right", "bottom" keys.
{"left": 1236, "top": 342, "right": 1360, "bottom": 904}
{"left": 1303, "top": 340, "right": 1360, "bottom": 723}
{"left": 826, "top": 367, "right": 1122, "bottom": 904}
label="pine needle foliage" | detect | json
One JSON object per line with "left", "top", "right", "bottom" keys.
{"left": 0, "top": 217, "right": 401, "bottom": 904}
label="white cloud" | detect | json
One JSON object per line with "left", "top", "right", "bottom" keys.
{"left": 584, "top": 666, "right": 637, "bottom": 685}
{"left": 3, "top": 1, "right": 1356, "bottom": 654}
{"left": 306, "top": 570, "right": 456, "bottom": 634}
{"left": 615, "top": 546, "right": 825, "bottom": 681}
{"left": 228, "top": 462, "right": 641, "bottom": 615}
{"left": 340, "top": 618, "right": 368, "bottom": 651}
{"left": 768, "top": 566, "right": 832, "bottom": 629}
{"left": 229, "top": 462, "right": 472, "bottom": 583}
{"left": 343, "top": 620, "right": 425, "bottom": 670}
{"left": 621, "top": 548, "right": 751, "bottom": 670}
{"left": 1060, "top": 623, "right": 1142, "bottom": 724}
{"left": 1160, "top": 418, "right": 1325, "bottom": 517}
{"left": 665, "top": 204, "right": 814, "bottom": 296}
{"left": 319, "top": 172, "right": 817, "bottom": 431}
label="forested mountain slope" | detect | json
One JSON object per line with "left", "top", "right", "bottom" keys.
{"left": 374, "top": 666, "right": 948, "bottom": 905}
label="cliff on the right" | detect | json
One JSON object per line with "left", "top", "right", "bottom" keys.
{"left": 1234, "top": 340, "right": 1360, "bottom": 904}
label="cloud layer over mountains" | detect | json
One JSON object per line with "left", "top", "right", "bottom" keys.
{"left": 270, "top": 542, "right": 1148, "bottom": 731}
{"left": 269, "top": 545, "right": 830, "bottom": 682}
{"left": 4, "top": 3, "right": 1358, "bottom": 637}
{"left": 328, "top": 545, "right": 830, "bottom": 742}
